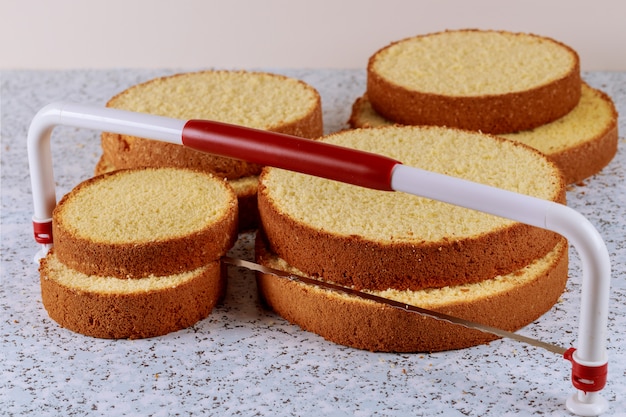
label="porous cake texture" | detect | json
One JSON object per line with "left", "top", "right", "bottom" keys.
{"left": 367, "top": 29, "right": 581, "bottom": 133}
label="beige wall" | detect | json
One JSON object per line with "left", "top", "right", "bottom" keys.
{"left": 2, "top": 0, "right": 625, "bottom": 71}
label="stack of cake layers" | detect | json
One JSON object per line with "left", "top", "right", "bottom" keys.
{"left": 255, "top": 30, "right": 618, "bottom": 352}
{"left": 256, "top": 125, "right": 569, "bottom": 352}
{"left": 349, "top": 29, "right": 618, "bottom": 185}
{"left": 39, "top": 168, "right": 238, "bottom": 339}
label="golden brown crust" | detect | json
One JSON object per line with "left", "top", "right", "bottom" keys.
{"left": 544, "top": 88, "right": 619, "bottom": 184}
{"left": 367, "top": 69, "right": 581, "bottom": 134}
{"left": 258, "top": 183, "right": 562, "bottom": 291}
{"left": 52, "top": 168, "right": 238, "bottom": 279}
{"left": 367, "top": 30, "right": 581, "bottom": 134}
{"left": 256, "top": 233, "right": 569, "bottom": 352}
{"left": 552, "top": 125, "right": 618, "bottom": 185}
{"left": 40, "top": 253, "right": 225, "bottom": 339}
{"left": 100, "top": 133, "right": 264, "bottom": 179}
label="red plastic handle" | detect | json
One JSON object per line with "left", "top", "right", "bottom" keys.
{"left": 182, "top": 120, "right": 400, "bottom": 191}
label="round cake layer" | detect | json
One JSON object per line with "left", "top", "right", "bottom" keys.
{"left": 102, "top": 70, "right": 323, "bottom": 180}
{"left": 367, "top": 29, "right": 581, "bottom": 133}
{"left": 257, "top": 233, "right": 569, "bottom": 352}
{"left": 259, "top": 126, "right": 565, "bottom": 291}
{"left": 40, "top": 251, "right": 224, "bottom": 339}
{"left": 349, "top": 84, "right": 618, "bottom": 184}
{"left": 53, "top": 167, "right": 238, "bottom": 278}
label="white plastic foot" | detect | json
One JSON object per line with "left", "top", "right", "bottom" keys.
{"left": 566, "top": 391, "right": 609, "bottom": 416}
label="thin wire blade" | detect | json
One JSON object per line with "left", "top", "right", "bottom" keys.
{"left": 222, "top": 256, "right": 568, "bottom": 356}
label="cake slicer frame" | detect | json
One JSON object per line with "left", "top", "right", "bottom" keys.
{"left": 27, "top": 102, "right": 612, "bottom": 416}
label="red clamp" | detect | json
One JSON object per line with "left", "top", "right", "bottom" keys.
{"left": 33, "top": 219, "right": 53, "bottom": 244}
{"left": 564, "top": 347, "right": 608, "bottom": 393}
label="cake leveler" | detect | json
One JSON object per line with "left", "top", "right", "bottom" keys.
{"left": 27, "top": 102, "right": 611, "bottom": 416}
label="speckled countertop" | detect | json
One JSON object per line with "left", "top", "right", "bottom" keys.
{"left": 1, "top": 69, "right": 625, "bottom": 416}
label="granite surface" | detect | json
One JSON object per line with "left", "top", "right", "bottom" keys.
{"left": 1, "top": 69, "right": 625, "bottom": 416}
